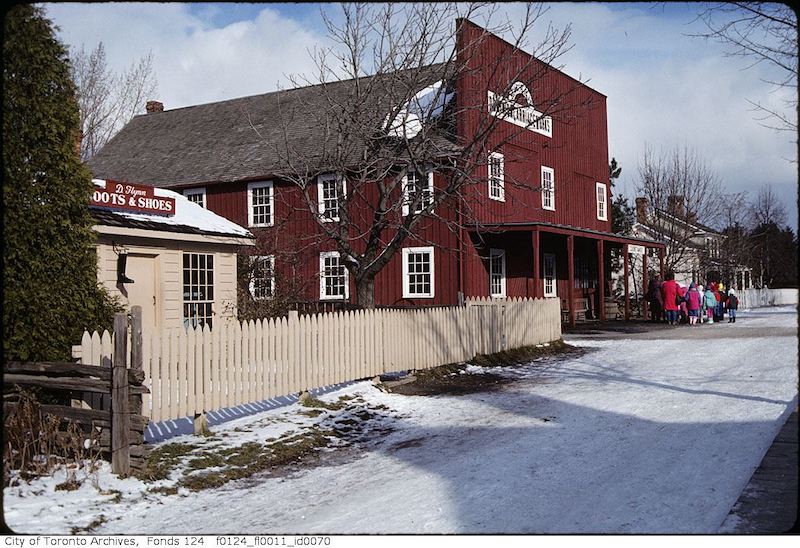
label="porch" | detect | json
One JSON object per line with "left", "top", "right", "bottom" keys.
{"left": 468, "top": 222, "right": 666, "bottom": 326}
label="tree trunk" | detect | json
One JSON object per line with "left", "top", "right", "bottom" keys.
{"left": 356, "top": 276, "right": 376, "bottom": 309}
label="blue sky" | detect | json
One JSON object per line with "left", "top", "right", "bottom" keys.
{"left": 44, "top": 2, "right": 797, "bottom": 229}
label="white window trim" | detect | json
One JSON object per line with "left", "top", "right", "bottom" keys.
{"left": 596, "top": 182, "right": 608, "bottom": 221}
{"left": 247, "top": 180, "right": 274, "bottom": 228}
{"left": 489, "top": 248, "right": 507, "bottom": 298}
{"left": 402, "top": 246, "right": 435, "bottom": 299}
{"left": 319, "top": 251, "right": 349, "bottom": 301}
{"left": 543, "top": 253, "right": 557, "bottom": 297}
{"left": 402, "top": 170, "right": 435, "bottom": 217}
{"left": 541, "top": 166, "right": 555, "bottom": 211}
{"left": 249, "top": 255, "right": 275, "bottom": 301}
{"left": 317, "top": 173, "right": 346, "bottom": 223}
{"left": 184, "top": 187, "right": 206, "bottom": 208}
{"left": 488, "top": 151, "right": 505, "bottom": 202}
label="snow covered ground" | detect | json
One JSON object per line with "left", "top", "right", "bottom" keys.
{"left": 4, "top": 306, "right": 797, "bottom": 534}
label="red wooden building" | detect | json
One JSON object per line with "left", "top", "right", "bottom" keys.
{"left": 88, "top": 19, "right": 663, "bottom": 325}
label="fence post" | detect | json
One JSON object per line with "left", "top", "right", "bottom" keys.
{"left": 111, "top": 312, "right": 130, "bottom": 477}
{"left": 130, "top": 306, "right": 143, "bottom": 417}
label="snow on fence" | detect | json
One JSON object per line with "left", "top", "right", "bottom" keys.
{"left": 739, "top": 288, "right": 798, "bottom": 310}
{"left": 74, "top": 297, "right": 560, "bottom": 424}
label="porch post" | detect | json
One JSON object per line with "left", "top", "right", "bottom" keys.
{"left": 623, "top": 243, "right": 630, "bottom": 320}
{"left": 597, "top": 239, "right": 605, "bottom": 321}
{"left": 567, "top": 234, "right": 575, "bottom": 327}
{"left": 642, "top": 251, "right": 649, "bottom": 320}
{"left": 659, "top": 247, "right": 665, "bottom": 279}
{"left": 532, "top": 228, "right": 541, "bottom": 298}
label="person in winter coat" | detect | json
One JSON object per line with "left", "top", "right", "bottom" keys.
{"left": 661, "top": 273, "right": 680, "bottom": 325}
{"left": 686, "top": 282, "right": 702, "bottom": 325}
{"left": 677, "top": 284, "right": 688, "bottom": 323}
{"left": 647, "top": 275, "right": 663, "bottom": 323}
{"left": 726, "top": 289, "right": 739, "bottom": 323}
{"left": 703, "top": 285, "right": 717, "bottom": 324}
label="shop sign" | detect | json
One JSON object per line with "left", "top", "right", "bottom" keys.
{"left": 628, "top": 244, "right": 646, "bottom": 255}
{"left": 487, "top": 81, "right": 552, "bottom": 137}
{"left": 91, "top": 181, "right": 175, "bottom": 216}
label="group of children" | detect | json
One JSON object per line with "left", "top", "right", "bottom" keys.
{"left": 647, "top": 274, "right": 740, "bottom": 326}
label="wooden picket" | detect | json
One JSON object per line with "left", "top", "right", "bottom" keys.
{"left": 75, "top": 298, "right": 560, "bottom": 425}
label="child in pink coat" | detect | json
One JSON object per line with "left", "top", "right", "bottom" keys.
{"left": 685, "top": 282, "right": 702, "bottom": 325}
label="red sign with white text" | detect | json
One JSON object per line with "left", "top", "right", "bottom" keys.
{"left": 91, "top": 181, "right": 175, "bottom": 216}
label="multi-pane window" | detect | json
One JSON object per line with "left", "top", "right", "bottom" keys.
{"left": 543, "top": 253, "right": 557, "bottom": 297}
{"left": 489, "top": 248, "right": 506, "bottom": 297}
{"left": 596, "top": 182, "right": 607, "bottom": 221}
{"left": 249, "top": 255, "right": 275, "bottom": 300}
{"left": 184, "top": 188, "right": 206, "bottom": 208}
{"left": 488, "top": 152, "right": 505, "bottom": 202}
{"left": 541, "top": 166, "right": 555, "bottom": 211}
{"left": 247, "top": 181, "right": 274, "bottom": 227}
{"left": 320, "top": 251, "right": 348, "bottom": 300}
{"left": 402, "top": 170, "right": 434, "bottom": 216}
{"left": 403, "top": 246, "right": 434, "bottom": 298}
{"left": 318, "top": 173, "right": 345, "bottom": 221}
{"left": 183, "top": 253, "right": 214, "bottom": 329}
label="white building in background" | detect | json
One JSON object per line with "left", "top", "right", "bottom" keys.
{"left": 630, "top": 196, "right": 753, "bottom": 289}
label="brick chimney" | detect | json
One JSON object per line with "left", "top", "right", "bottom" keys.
{"left": 667, "top": 195, "right": 685, "bottom": 218}
{"left": 146, "top": 100, "right": 164, "bottom": 114}
{"left": 635, "top": 197, "right": 649, "bottom": 224}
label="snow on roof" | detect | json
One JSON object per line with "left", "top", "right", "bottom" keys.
{"left": 91, "top": 179, "right": 253, "bottom": 239}
{"left": 386, "top": 80, "right": 454, "bottom": 139}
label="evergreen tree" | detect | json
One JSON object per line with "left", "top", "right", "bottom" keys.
{"left": 3, "top": 5, "right": 119, "bottom": 361}
{"left": 609, "top": 157, "right": 634, "bottom": 235}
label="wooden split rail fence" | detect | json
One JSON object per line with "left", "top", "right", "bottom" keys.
{"left": 6, "top": 311, "right": 149, "bottom": 476}
{"left": 74, "top": 297, "right": 561, "bottom": 427}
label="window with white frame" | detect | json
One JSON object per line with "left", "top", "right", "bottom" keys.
{"left": 596, "top": 182, "right": 607, "bottom": 221}
{"left": 249, "top": 255, "right": 275, "bottom": 300}
{"left": 488, "top": 152, "right": 505, "bottom": 201}
{"left": 541, "top": 166, "right": 555, "bottom": 211}
{"left": 317, "top": 173, "right": 345, "bottom": 221}
{"left": 402, "top": 169, "right": 434, "bottom": 216}
{"left": 402, "top": 246, "right": 434, "bottom": 298}
{"left": 489, "top": 248, "right": 506, "bottom": 297}
{"left": 247, "top": 181, "right": 274, "bottom": 227}
{"left": 543, "top": 253, "right": 557, "bottom": 297}
{"left": 319, "top": 251, "right": 348, "bottom": 300}
{"left": 183, "top": 253, "right": 214, "bottom": 329}
{"left": 184, "top": 187, "right": 206, "bottom": 208}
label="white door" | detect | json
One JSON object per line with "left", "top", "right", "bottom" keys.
{"left": 124, "top": 254, "right": 159, "bottom": 331}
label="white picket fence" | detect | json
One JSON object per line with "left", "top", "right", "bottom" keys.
{"left": 74, "top": 297, "right": 561, "bottom": 423}
{"left": 738, "top": 288, "right": 798, "bottom": 310}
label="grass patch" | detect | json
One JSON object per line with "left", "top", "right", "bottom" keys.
{"left": 470, "top": 339, "right": 574, "bottom": 368}
{"left": 176, "top": 428, "right": 338, "bottom": 492}
{"left": 148, "top": 485, "right": 179, "bottom": 496}
{"left": 185, "top": 453, "right": 226, "bottom": 471}
{"left": 71, "top": 514, "right": 107, "bottom": 534}
{"left": 300, "top": 395, "right": 347, "bottom": 411}
{"left": 135, "top": 442, "right": 198, "bottom": 481}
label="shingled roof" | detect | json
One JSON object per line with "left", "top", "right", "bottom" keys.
{"left": 88, "top": 63, "right": 457, "bottom": 189}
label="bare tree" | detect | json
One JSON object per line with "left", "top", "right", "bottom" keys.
{"left": 635, "top": 144, "right": 723, "bottom": 278}
{"left": 263, "top": 2, "right": 585, "bottom": 308}
{"left": 748, "top": 183, "right": 787, "bottom": 227}
{"left": 690, "top": 3, "right": 798, "bottom": 138}
{"left": 70, "top": 42, "right": 158, "bottom": 160}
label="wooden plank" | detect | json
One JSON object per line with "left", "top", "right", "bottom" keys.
{"left": 111, "top": 313, "right": 130, "bottom": 477}
{"left": 4, "top": 361, "right": 111, "bottom": 380}
{"left": 3, "top": 374, "right": 110, "bottom": 393}
{"left": 130, "top": 306, "right": 143, "bottom": 373}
